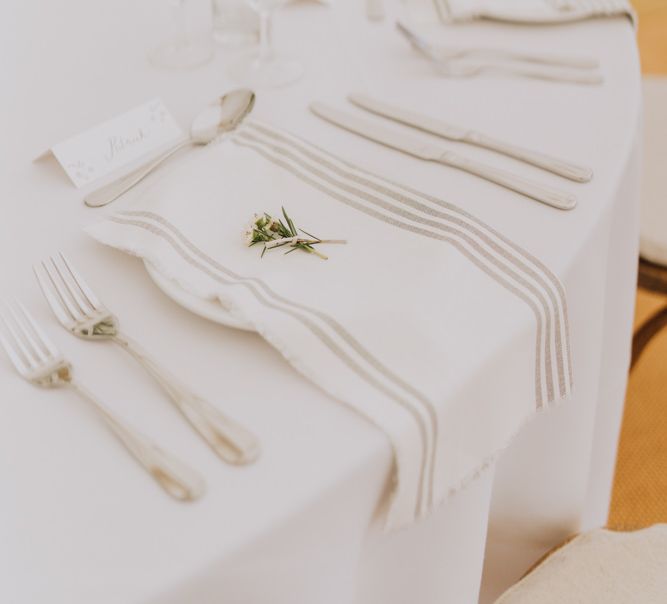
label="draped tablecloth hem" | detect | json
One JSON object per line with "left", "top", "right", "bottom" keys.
{"left": 86, "top": 217, "right": 571, "bottom": 531}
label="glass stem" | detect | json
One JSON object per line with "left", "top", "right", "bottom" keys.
{"left": 258, "top": 9, "right": 273, "bottom": 62}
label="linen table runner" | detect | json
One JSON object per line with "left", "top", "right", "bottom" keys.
{"left": 87, "top": 118, "right": 573, "bottom": 530}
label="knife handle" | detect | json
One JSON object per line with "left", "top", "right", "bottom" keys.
{"left": 439, "top": 152, "right": 577, "bottom": 211}
{"left": 465, "top": 131, "right": 593, "bottom": 183}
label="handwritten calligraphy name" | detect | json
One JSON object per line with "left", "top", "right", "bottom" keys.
{"left": 104, "top": 128, "right": 149, "bottom": 162}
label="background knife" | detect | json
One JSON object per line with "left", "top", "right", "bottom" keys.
{"left": 310, "top": 102, "right": 577, "bottom": 211}
{"left": 348, "top": 93, "right": 593, "bottom": 183}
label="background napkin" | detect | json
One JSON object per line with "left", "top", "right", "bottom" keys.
{"left": 87, "top": 119, "right": 572, "bottom": 530}
{"left": 431, "top": 0, "right": 636, "bottom": 25}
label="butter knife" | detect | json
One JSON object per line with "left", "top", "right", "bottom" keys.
{"left": 310, "top": 102, "right": 576, "bottom": 211}
{"left": 349, "top": 94, "right": 593, "bottom": 183}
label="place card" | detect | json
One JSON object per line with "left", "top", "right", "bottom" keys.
{"left": 42, "top": 99, "right": 183, "bottom": 188}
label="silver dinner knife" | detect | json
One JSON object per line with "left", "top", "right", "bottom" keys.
{"left": 348, "top": 94, "right": 593, "bottom": 183}
{"left": 310, "top": 102, "right": 577, "bottom": 211}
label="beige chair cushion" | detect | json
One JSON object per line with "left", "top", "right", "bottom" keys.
{"left": 494, "top": 525, "right": 667, "bottom": 604}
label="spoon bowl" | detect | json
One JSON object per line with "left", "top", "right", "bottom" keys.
{"left": 191, "top": 89, "right": 256, "bottom": 144}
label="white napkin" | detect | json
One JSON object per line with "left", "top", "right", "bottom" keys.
{"left": 87, "top": 118, "right": 572, "bottom": 530}
{"left": 432, "top": 0, "right": 636, "bottom": 25}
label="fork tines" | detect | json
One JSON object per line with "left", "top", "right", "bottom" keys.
{"left": 34, "top": 253, "right": 103, "bottom": 327}
{"left": 0, "top": 299, "right": 61, "bottom": 378}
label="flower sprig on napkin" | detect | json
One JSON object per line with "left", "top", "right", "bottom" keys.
{"left": 244, "top": 207, "right": 346, "bottom": 260}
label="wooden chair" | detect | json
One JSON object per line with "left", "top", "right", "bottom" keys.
{"left": 632, "top": 76, "right": 667, "bottom": 367}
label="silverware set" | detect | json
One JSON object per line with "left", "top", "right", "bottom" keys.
{"left": 348, "top": 94, "right": 593, "bottom": 182}
{"left": 311, "top": 95, "right": 592, "bottom": 210}
{"left": 306, "top": 21, "right": 598, "bottom": 209}
{"left": 0, "top": 253, "right": 260, "bottom": 501}
{"left": 396, "top": 22, "right": 604, "bottom": 85}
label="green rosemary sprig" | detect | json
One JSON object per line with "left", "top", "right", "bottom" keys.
{"left": 244, "top": 207, "right": 346, "bottom": 260}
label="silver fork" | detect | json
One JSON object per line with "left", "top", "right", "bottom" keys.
{"left": 34, "top": 253, "right": 260, "bottom": 466}
{"left": 0, "top": 299, "right": 204, "bottom": 501}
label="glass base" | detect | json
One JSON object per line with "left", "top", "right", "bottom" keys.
{"left": 149, "top": 38, "right": 214, "bottom": 70}
{"left": 227, "top": 49, "right": 304, "bottom": 89}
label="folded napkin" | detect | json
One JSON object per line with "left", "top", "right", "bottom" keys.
{"left": 87, "top": 118, "right": 572, "bottom": 530}
{"left": 432, "top": 0, "right": 636, "bottom": 25}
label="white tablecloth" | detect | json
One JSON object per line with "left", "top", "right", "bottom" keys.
{"left": 0, "top": 1, "right": 640, "bottom": 603}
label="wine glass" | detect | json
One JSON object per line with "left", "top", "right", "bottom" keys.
{"left": 212, "top": 0, "right": 259, "bottom": 48}
{"left": 227, "top": 0, "right": 304, "bottom": 88}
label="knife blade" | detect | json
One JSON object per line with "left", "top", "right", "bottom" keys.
{"left": 348, "top": 93, "right": 593, "bottom": 183}
{"left": 309, "top": 102, "right": 577, "bottom": 210}
{"left": 311, "top": 102, "right": 446, "bottom": 161}
{"left": 349, "top": 93, "right": 468, "bottom": 141}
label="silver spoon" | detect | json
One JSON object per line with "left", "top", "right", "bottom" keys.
{"left": 85, "top": 89, "right": 256, "bottom": 208}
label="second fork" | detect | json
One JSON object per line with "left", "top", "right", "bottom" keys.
{"left": 35, "top": 253, "right": 260, "bottom": 466}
